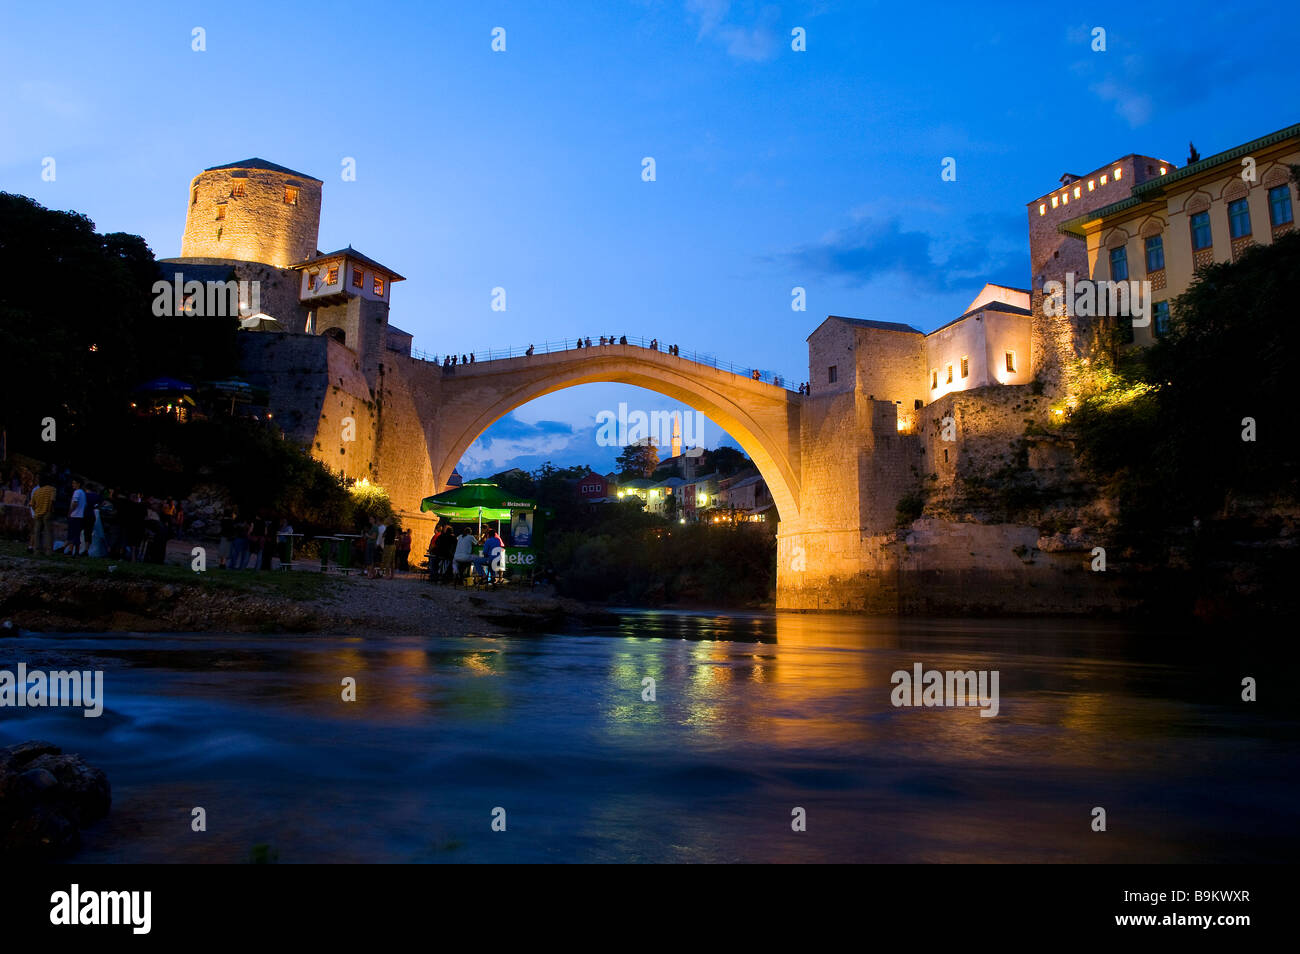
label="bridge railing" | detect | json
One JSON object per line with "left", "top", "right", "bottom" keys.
{"left": 407, "top": 335, "right": 805, "bottom": 392}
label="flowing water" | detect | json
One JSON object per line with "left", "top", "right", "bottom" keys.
{"left": 1, "top": 612, "right": 1294, "bottom": 863}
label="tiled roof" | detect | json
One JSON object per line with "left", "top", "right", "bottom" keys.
{"left": 289, "top": 246, "right": 406, "bottom": 281}
{"left": 203, "top": 158, "right": 322, "bottom": 182}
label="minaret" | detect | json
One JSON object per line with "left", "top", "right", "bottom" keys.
{"left": 671, "top": 413, "right": 682, "bottom": 459}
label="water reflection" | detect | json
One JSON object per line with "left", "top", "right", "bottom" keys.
{"left": 0, "top": 611, "right": 1293, "bottom": 863}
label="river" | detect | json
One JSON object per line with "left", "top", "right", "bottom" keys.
{"left": 1, "top": 612, "right": 1294, "bottom": 863}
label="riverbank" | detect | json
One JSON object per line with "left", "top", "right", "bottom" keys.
{"left": 0, "top": 543, "right": 614, "bottom": 636}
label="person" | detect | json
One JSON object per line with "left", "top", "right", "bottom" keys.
{"left": 218, "top": 509, "right": 235, "bottom": 568}
{"left": 585, "top": 337, "right": 592, "bottom": 348}
{"left": 65, "top": 478, "right": 87, "bottom": 556}
{"left": 397, "top": 528, "right": 412, "bottom": 572}
{"left": 371, "top": 517, "right": 387, "bottom": 579}
{"left": 575, "top": 338, "right": 583, "bottom": 349}
{"left": 101, "top": 490, "right": 122, "bottom": 558}
{"left": 381, "top": 523, "right": 398, "bottom": 578}
{"left": 29, "top": 473, "right": 56, "bottom": 554}
{"left": 482, "top": 529, "right": 505, "bottom": 584}
{"left": 452, "top": 528, "right": 475, "bottom": 584}
{"left": 171, "top": 499, "right": 185, "bottom": 536}
{"left": 461, "top": 354, "right": 468, "bottom": 365}
{"left": 119, "top": 492, "right": 145, "bottom": 561}
{"left": 619, "top": 335, "right": 627, "bottom": 345}
{"left": 230, "top": 512, "right": 250, "bottom": 570}
{"left": 89, "top": 493, "right": 109, "bottom": 558}
{"left": 247, "top": 516, "right": 265, "bottom": 571}
{"left": 435, "top": 525, "right": 457, "bottom": 581}
{"left": 526, "top": 344, "right": 534, "bottom": 356}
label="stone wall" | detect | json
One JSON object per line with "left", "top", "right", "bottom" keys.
{"left": 181, "top": 166, "right": 322, "bottom": 269}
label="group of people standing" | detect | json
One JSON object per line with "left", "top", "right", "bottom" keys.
{"left": 426, "top": 524, "right": 505, "bottom": 585}
{"left": 359, "top": 515, "right": 412, "bottom": 579}
{"left": 216, "top": 512, "right": 295, "bottom": 571}
{"left": 21, "top": 470, "right": 180, "bottom": 562}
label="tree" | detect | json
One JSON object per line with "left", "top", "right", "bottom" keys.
{"left": 616, "top": 439, "right": 659, "bottom": 479}
{"left": 707, "top": 445, "right": 748, "bottom": 476}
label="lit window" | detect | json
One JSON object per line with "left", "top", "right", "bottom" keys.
{"left": 960, "top": 356, "right": 969, "bottom": 378}
{"left": 1159, "top": 166, "right": 1167, "bottom": 175}
{"left": 1088, "top": 179, "right": 1095, "bottom": 191}
{"left": 1114, "top": 167, "right": 1122, "bottom": 180}
{"left": 284, "top": 186, "right": 299, "bottom": 205}
{"left": 1228, "top": 199, "right": 1251, "bottom": 239}
{"left": 1062, "top": 192, "right": 1069, "bottom": 205}
{"left": 931, "top": 369, "right": 938, "bottom": 390}
{"left": 1100, "top": 174, "right": 1108, "bottom": 185}
{"left": 373, "top": 275, "right": 385, "bottom": 295}
{"left": 352, "top": 268, "right": 364, "bottom": 289}
{"left": 191, "top": 188, "right": 198, "bottom": 205}
{"left": 215, "top": 205, "right": 226, "bottom": 221}
{"left": 1270, "top": 185, "right": 1294, "bottom": 226}
{"left": 1153, "top": 300, "right": 1170, "bottom": 337}
{"left": 231, "top": 181, "right": 246, "bottom": 198}
{"left": 828, "top": 365, "right": 838, "bottom": 384}
{"left": 1145, "top": 234, "right": 1164, "bottom": 272}
{"left": 1109, "top": 245, "right": 1128, "bottom": 281}
{"left": 1074, "top": 186, "right": 1081, "bottom": 199}
{"left": 1051, "top": 196, "right": 1059, "bottom": 209}
{"left": 1190, "top": 211, "right": 1212, "bottom": 250}
{"left": 215, "top": 227, "right": 222, "bottom": 241}
{"left": 1039, "top": 204, "right": 1046, "bottom": 216}
{"left": 326, "top": 265, "right": 339, "bottom": 285}
{"left": 946, "top": 364, "right": 953, "bottom": 384}
{"left": 307, "top": 270, "right": 319, "bottom": 290}
{"left": 1005, "top": 351, "right": 1016, "bottom": 373}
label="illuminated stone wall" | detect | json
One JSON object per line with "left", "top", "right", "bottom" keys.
{"left": 181, "top": 164, "right": 323, "bottom": 268}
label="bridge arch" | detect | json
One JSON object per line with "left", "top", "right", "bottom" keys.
{"left": 431, "top": 346, "right": 802, "bottom": 522}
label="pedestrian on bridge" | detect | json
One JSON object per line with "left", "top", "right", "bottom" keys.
{"left": 526, "top": 344, "right": 534, "bottom": 356}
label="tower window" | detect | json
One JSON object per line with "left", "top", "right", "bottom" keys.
{"left": 946, "top": 364, "right": 953, "bottom": 384}
{"left": 1051, "top": 196, "right": 1058, "bottom": 208}
{"left": 191, "top": 188, "right": 198, "bottom": 205}
{"left": 1005, "top": 351, "right": 1016, "bottom": 373}
{"left": 352, "top": 268, "right": 364, "bottom": 289}
{"left": 828, "top": 365, "right": 838, "bottom": 384}
{"left": 231, "top": 181, "right": 246, "bottom": 198}
{"left": 373, "top": 275, "right": 385, "bottom": 296}
{"left": 1113, "top": 167, "right": 1122, "bottom": 180}
{"left": 931, "top": 369, "right": 938, "bottom": 390}
{"left": 1073, "top": 186, "right": 1081, "bottom": 199}
{"left": 1100, "top": 174, "right": 1108, "bottom": 185}
{"left": 960, "top": 356, "right": 969, "bottom": 379}
{"left": 1190, "top": 211, "right": 1212, "bottom": 250}
{"left": 1270, "top": 185, "right": 1294, "bottom": 226}
{"left": 326, "top": 265, "right": 339, "bottom": 285}
{"left": 1145, "top": 234, "right": 1164, "bottom": 272}
{"left": 1088, "top": 179, "right": 1095, "bottom": 191}
{"left": 215, "top": 205, "right": 226, "bottom": 221}
{"left": 1228, "top": 198, "right": 1251, "bottom": 238}
{"left": 1038, "top": 204, "right": 1046, "bottom": 216}
{"left": 284, "top": 186, "right": 299, "bottom": 205}
{"left": 307, "top": 270, "right": 319, "bottom": 291}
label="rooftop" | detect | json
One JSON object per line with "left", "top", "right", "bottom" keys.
{"left": 927, "top": 301, "right": 1032, "bottom": 336}
{"left": 203, "top": 158, "right": 322, "bottom": 182}
{"left": 809, "top": 316, "right": 923, "bottom": 340}
{"left": 289, "top": 246, "right": 406, "bottom": 281}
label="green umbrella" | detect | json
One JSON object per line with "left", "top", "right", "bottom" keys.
{"left": 420, "top": 480, "right": 537, "bottom": 531}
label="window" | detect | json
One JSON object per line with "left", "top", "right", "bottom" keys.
{"left": 828, "top": 365, "right": 838, "bottom": 384}
{"left": 191, "top": 188, "right": 198, "bottom": 205}
{"left": 1073, "top": 186, "right": 1081, "bottom": 199}
{"left": 944, "top": 364, "right": 952, "bottom": 384}
{"left": 231, "top": 181, "right": 246, "bottom": 198}
{"left": 1190, "top": 210, "right": 1212, "bottom": 250}
{"left": 1100, "top": 174, "right": 1108, "bottom": 185}
{"left": 931, "top": 369, "right": 938, "bottom": 390}
{"left": 326, "top": 265, "right": 339, "bottom": 285}
{"left": 215, "top": 205, "right": 226, "bottom": 221}
{"left": 1228, "top": 198, "right": 1251, "bottom": 238}
{"left": 1061, "top": 192, "right": 1068, "bottom": 205}
{"left": 1004, "top": 351, "right": 1016, "bottom": 373}
{"left": 1088, "top": 179, "right": 1095, "bottom": 191}
{"left": 1109, "top": 245, "right": 1128, "bottom": 281}
{"left": 1153, "top": 300, "right": 1170, "bottom": 337}
{"left": 307, "top": 270, "right": 319, "bottom": 291}
{"left": 215, "top": 227, "right": 222, "bottom": 241}
{"left": 1113, "top": 167, "right": 1122, "bottom": 180}
{"left": 373, "top": 275, "right": 384, "bottom": 295}
{"left": 1269, "top": 185, "right": 1293, "bottom": 227}
{"left": 1145, "top": 234, "right": 1164, "bottom": 272}
{"left": 284, "top": 186, "right": 299, "bottom": 205}
{"left": 1051, "top": 196, "right": 1059, "bottom": 209}
{"left": 1039, "top": 204, "right": 1046, "bottom": 216}
{"left": 352, "top": 268, "right": 364, "bottom": 289}
{"left": 960, "top": 356, "right": 969, "bottom": 379}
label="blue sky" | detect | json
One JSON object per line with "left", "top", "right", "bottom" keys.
{"left": 3, "top": 1, "right": 1295, "bottom": 478}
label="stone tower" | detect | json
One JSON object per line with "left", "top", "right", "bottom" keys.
{"left": 181, "top": 159, "right": 323, "bottom": 268}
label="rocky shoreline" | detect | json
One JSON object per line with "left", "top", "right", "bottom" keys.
{"left": 0, "top": 741, "right": 111, "bottom": 859}
{"left": 0, "top": 551, "right": 615, "bottom": 637}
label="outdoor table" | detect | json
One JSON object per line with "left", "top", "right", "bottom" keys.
{"left": 276, "top": 533, "right": 304, "bottom": 570}
{"left": 316, "top": 535, "right": 340, "bottom": 572}
{"left": 336, "top": 534, "right": 361, "bottom": 574}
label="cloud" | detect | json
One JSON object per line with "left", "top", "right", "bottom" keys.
{"left": 685, "top": 0, "right": 782, "bottom": 62}
{"left": 771, "top": 213, "right": 1021, "bottom": 294}
{"left": 459, "top": 413, "right": 586, "bottom": 475}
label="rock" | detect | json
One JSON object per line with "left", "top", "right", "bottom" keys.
{"left": 0, "top": 741, "right": 111, "bottom": 859}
